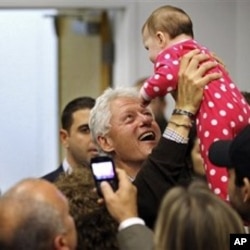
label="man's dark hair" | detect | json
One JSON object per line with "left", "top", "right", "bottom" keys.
{"left": 61, "top": 97, "right": 95, "bottom": 131}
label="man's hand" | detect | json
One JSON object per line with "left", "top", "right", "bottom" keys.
{"left": 176, "top": 49, "right": 222, "bottom": 115}
{"left": 100, "top": 168, "right": 138, "bottom": 223}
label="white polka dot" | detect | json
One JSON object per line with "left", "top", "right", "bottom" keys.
{"left": 203, "top": 113, "right": 208, "bottom": 119}
{"left": 229, "top": 83, "right": 236, "bottom": 89}
{"left": 210, "top": 169, "right": 216, "bottom": 176}
{"left": 211, "top": 119, "right": 218, "bottom": 126}
{"left": 172, "top": 60, "right": 179, "bottom": 65}
{"left": 221, "top": 176, "right": 228, "bottom": 182}
{"left": 213, "top": 138, "right": 219, "bottom": 142}
{"left": 201, "top": 144, "right": 205, "bottom": 151}
{"left": 214, "top": 188, "right": 221, "bottom": 195}
{"left": 164, "top": 53, "right": 171, "bottom": 59}
{"left": 214, "top": 92, "right": 221, "bottom": 99}
{"left": 227, "top": 103, "right": 234, "bottom": 109}
{"left": 204, "top": 131, "right": 210, "bottom": 138}
{"left": 226, "top": 195, "right": 230, "bottom": 202}
{"left": 154, "top": 74, "right": 160, "bottom": 80}
{"left": 198, "top": 125, "right": 202, "bottom": 132}
{"left": 241, "top": 98, "right": 246, "bottom": 105}
{"left": 220, "top": 84, "right": 227, "bottom": 92}
{"left": 232, "top": 98, "right": 238, "bottom": 103}
{"left": 232, "top": 91, "right": 237, "bottom": 97}
{"left": 238, "top": 115, "right": 244, "bottom": 122}
{"left": 219, "top": 110, "right": 226, "bottom": 116}
{"left": 167, "top": 86, "right": 173, "bottom": 92}
{"left": 153, "top": 86, "right": 160, "bottom": 92}
{"left": 208, "top": 101, "right": 215, "bottom": 108}
{"left": 144, "top": 82, "right": 149, "bottom": 88}
{"left": 220, "top": 78, "right": 225, "bottom": 82}
{"left": 166, "top": 74, "right": 173, "bottom": 80}
{"left": 156, "top": 62, "right": 161, "bottom": 68}
{"left": 222, "top": 129, "right": 229, "bottom": 135}
{"left": 196, "top": 118, "right": 200, "bottom": 125}
{"left": 230, "top": 121, "right": 236, "bottom": 128}
{"left": 163, "top": 65, "right": 169, "bottom": 69}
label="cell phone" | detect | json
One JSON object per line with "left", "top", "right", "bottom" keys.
{"left": 90, "top": 155, "right": 118, "bottom": 197}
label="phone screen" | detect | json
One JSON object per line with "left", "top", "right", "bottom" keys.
{"left": 91, "top": 161, "right": 115, "bottom": 180}
{"left": 90, "top": 155, "right": 118, "bottom": 197}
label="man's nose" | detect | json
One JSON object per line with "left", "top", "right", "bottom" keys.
{"left": 138, "top": 113, "right": 153, "bottom": 125}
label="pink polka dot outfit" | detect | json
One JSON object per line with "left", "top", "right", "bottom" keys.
{"left": 140, "top": 39, "right": 250, "bottom": 201}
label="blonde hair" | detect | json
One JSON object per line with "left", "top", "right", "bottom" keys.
{"left": 142, "top": 5, "right": 194, "bottom": 39}
{"left": 154, "top": 181, "right": 245, "bottom": 250}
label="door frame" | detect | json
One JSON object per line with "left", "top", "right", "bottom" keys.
{"left": 0, "top": 0, "right": 138, "bottom": 87}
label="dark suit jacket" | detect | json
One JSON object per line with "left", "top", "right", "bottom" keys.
{"left": 41, "top": 165, "right": 65, "bottom": 183}
{"left": 134, "top": 137, "right": 191, "bottom": 229}
{"left": 117, "top": 224, "right": 153, "bottom": 250}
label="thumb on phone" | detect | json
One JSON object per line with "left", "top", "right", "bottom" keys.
{"left": 100, "top": 181, "right": 115, "bottom": 199}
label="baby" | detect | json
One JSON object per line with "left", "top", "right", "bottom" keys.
{"left": 139, "top": 5, "right": 250, "bottom": 201}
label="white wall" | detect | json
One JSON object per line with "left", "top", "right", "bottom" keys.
{"left": 0, "top": 10, "right": 58, "bottom": 192}
{"left": 236, "top": 1, "right": 250, "bottom": 91}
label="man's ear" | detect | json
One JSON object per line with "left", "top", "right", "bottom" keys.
{"left": 156, "top": 31, "right": 168, "bottom": 49}
{"left": 97, "top": 135, "right": 114, "bottom": 153}
{"left": 54, "top": 235, "right": 68, "bottom": 250}
{"left": 60, "top": 129, "right": 69, "bottom": 148}
{"left": 242, "top": 177, "right": 250, "bottom": 202}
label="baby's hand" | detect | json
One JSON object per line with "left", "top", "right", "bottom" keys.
{"left": 139, "top": 95, "right": 151, "bottom": 107}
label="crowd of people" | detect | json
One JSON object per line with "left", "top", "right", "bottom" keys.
{"left": 1, "top": 4, "right": 250, "bottom": 250}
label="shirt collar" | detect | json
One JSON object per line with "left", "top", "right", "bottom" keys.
{"left": 62, "top": 158, "right": 73, "bottom": 174}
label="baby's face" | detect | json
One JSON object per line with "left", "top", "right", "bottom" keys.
{"left": 142, "top": 27, "right": 162, "bottom": 63}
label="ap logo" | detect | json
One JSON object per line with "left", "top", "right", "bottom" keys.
{"left": 230, "top": 234, "right": 250, "bottom": 250}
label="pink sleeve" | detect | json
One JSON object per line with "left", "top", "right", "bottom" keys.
{"left": 141, "top": 58, "right": 180, "bottom": 101}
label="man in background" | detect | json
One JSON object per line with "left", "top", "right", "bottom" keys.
{"left": 0, "top": 178, "right": 77, "bottom": 250}
{"left": 209, "top": 124, "right": 250, "bottom": 226}
{"left": 42, "top": 97, "right": 98, "bottom": 182}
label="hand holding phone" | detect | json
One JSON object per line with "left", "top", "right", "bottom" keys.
{"left": 90, "top": 155, "right": 118, "bottom": 197}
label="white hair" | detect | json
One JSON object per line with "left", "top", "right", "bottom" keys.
{"left": 89, "top": 87, "right": 139, "bottom": 150}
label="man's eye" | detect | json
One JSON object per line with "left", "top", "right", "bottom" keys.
{"left": 124, "top": 114, "right": 134, "bottom": 122}
{"left": 80, "top": 126, "right": 90, "bottom": 133}
{"left": 144, "top": 111, "right": 153, "bottom": 117}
